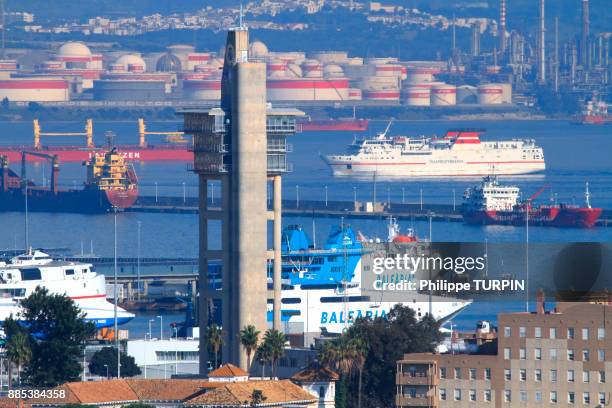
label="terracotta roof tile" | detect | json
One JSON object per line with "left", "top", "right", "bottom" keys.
{"left": 208, "top": 363, "right": 249, "bottom": 378}
{"left": 292, "top": 362, "right": 339, "bottom": 382}
{"left": 0, "top": 398, "right": 19, "bottom": 408}
{"left": 125, "top": 379, "right": 221, "bottom": 401}
{"left": 26, "top": 380, "right": 138, "bottom": 406}
{"left": 184, "top": 380, "right": 316, "bottom": 406}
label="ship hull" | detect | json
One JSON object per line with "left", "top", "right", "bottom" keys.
{"left": 0, "top": 186, "right": 138, "bottom": 213}
{"left": 462, "top": 207, "right": 602, "bottom": 228}
{"left": 299, "top": 119, "right": 368, "bottom": 132}
{"left": 323, "top": 156, "right": 545, "bottom": 177}
{"left": 0, "top": 145, "right": 193, "bottom": 163}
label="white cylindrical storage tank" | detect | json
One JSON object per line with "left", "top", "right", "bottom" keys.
{"left": 403, "top": 86, "right": 431, "bottom": 106}
{"left": 457, "top": 85, "right": 478, "bottom": 104}
{"left": 375, "top": 64, "right": 403, "bottom": 78}
{"left": 108, "top": 63, "right": 125, "bottom": 73}
{"left": 323, "top": 64, "right": 344, "bottom": 79}
{"left": 267, "top": 59, "right": 287, "bottom": 78}
{"left": 309, "top": 51, "right": 348, "bottom": 65}
{"left": 477, "top": 83, "right": 504, "bottom": 104}
{"left": 348, "top": 88, "right": 362, "bottom": 100}
{"left": 0, "top": 78, "right": 70, "bottom": 102}
{"left": 405, "top": 67, "right": 436, "bottom": 84}
{"left": 363, "top": 89, "right": 400, "bottom": 102}
{"left": 266, "top": 78, "right": 349, "bottom": 101}
{"left": 186, "top": 53, "right": 211, "bottom": 71}
{"left": 360, "top": 76, "right": 399, "bottom": 91}
{"left": 183, "top": 79, "right": 221, "bottom": 100}
{"left": 500, "top": 83, "right": 512, "bottom": 103}
{"left": 41, "top": 61, "right": 63, "bottom": 70}
{"left": 302, "top": 59, "right": 323, "bottom": 78}
{"left": 286, "top": 63, "right": 302, "bottom": 78}
{"left": 431, "top": 84, "right": 457, "bottom": 106}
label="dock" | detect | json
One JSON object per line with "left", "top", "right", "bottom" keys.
{"left": 127, "top": 195, "right": 612, "bottom": 226}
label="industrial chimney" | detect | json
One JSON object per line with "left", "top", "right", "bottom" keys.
{"left": 581, "top": 0, "right": 590, "bottom": 68}
{"left": 538, "top": 0, "right": 546, "bottom": 84}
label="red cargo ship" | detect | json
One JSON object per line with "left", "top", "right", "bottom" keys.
{"left": 0, "top": 147, "right": 138, "bottom": 213}
{"left": 0, "top": 119, "right": 193, "bottom": 163}
{"left": 461, "top": 176, "right": 601, "bottom": 228}
{"left": 572, "top": 99, "right": 611, "bottom": 125}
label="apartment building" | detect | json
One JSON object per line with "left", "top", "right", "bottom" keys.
{"left": 396, "top": 300, "right": 611, "bottom": 407}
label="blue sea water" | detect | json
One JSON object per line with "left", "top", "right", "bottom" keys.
{"left": 0, "top": 119, "right": 610, "bottom": 333}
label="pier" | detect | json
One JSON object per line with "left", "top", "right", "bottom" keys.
{"left": 127, "top": 195, "right": 612, "bottom": 226}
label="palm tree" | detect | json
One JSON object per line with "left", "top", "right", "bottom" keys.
{"left": 255, "top": 342, "right": 272, "bottom": 378}
{"left": 350, "top": 337, "right": 368, "bottom": 408}
{"left": 5, "top": 331, "right": 31, "bottom": 387}
{"left": 205, "top": 324, "right": 224, "bottom": 369}
{"left": 261, "top": 329, "right": 286, "bottom": 377}
{"left": 239, "top": 325, "right": 260, "bottom": 373}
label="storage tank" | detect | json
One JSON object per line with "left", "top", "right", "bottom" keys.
{"left": 405, "top": 67, "right": 437, "bottom": 84}
{"left": 115, "top": 54, "right": 146, "bottom": 73}
{"left": 286, "top": 63, "right": 303, "bottom": 78}
{"left": 183, "top": 79, "right": 221, "bottom": 100}
{"left": 457, "top": 85, "right": 478, "bottom": 104}
{"left": 309, "top": 51, "right": 349, "bottom": 65}
{"left": 323, "top": 64, "right": 344, "bottom": 78}
{"left": 249, "top": 41, "right": 269, "bottom": 60}
{"left": 431, "top": 84, "right": 457, "bottom": 106}
{"left": 107, "top": 63, "right": 125, "bottom": 73}
{"left": 374, "top": 64, "right": 403, "bottom": 78}
{"left": 266, "top": 78, "right": 349, "bottom": 101}
{"left": 477, "top": 83, "right": 504, "bottom": 104}
{"left": 360, "top": 76, "right": 399, "bottom": 91}
{"left": 348, "top": 88, "right": 362, "bottom": 100}
{"left": 363, "top": 89, "right": 400, "bottom": 102}
{"left": 267, "top": 59, "right": 287, "bottom": 78}
{"left": 93, "top": 79, "right": 166, "bottom": 101}
{"left": 0, "top": 78, "right": 69, "bottom": 102}
{"left": 500, "top": 83, "right": 512, "bottom": 103}
{"left": 302, "top": 59, "right": 323, "bottom": 78}
{"left": 41, "top": 61, "right": 64, "bottom": 70}
{"left": 403, "top": 86, "right": 431, "bottom": 106}
{"left": 186, "top": 53, "right": 211, "bottom": 71}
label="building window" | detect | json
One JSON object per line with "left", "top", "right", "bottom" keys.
{"left": 583, "top": 392, "right": 590, "bottom": 405}
{"left": 469, "top": 368, "right": 476, "bottom": 380}
{"left": 520, "top": 369, "right": 526, "bottom": 381}
{"left": 520, "top": 390, "right": 527, "bottom": 402}
{"left": 520, "top": 348, "right": 526, "bottom": 360}
{"left": 484, "top": 368, "right": 491, "bottom": 380}
{"left": 550, "top": 391, "right": 558, "bottom": 404}
{"left": 568, "top": 392, "right": 575, "bottom": 404}
{"left": 484, "top": 390, "right": 491, "bottom": 402}
{"left": 550, "top": 327, "right": 557, "bottom": 339}
{"left": 454, "top": 389, "right": 461, "bottom": 401}
{"left": 583, "top": 371, "right": 590, "bottom": 383}
{"left": 550, "top": 369, "right": 557, "bottom": 383}
{"left": 582, "top": 328, "right": 589, "bottom": 340}
{"left": 535, "top": 348, "right": 542, "bottom": 360}
{"left": 550, "top": 348, "right": 557, "bottom": 360}
{"left": 519, "top": 326, "right": 526, "bottom": 338}
{"left": 597, "top": 327, "right": 605, "bottom": 340}
{"left": 582, "top": 349, "right": 590, "bottom": 361}
{"left": 440, "top": 367, "right": 446, "bottom": 379}
{"left": 599, "top": 392, "right": 606, "bottom": 405}
{"left": 504, "top": 390, "right": 511, "bottom": 402}
{"left": 504, "top": 348, "right": 511, "bottom": 360}
{"left": 535, "top": 391, "right": 542, "bottom": 402}
{"left": 568, "top": 370, "right": 575, "bottom": 383}
{"left": 568, "top": 349, "right": 575, "bottom": 361}
{"left": 454, "top": 367, "right": 461, "bottom": 379}
{"left": 535, "top": 369, "right": 542, "bottom": 382}
{"left": 504, "top": 369, "right": 511, "bottom": 381}
{"left": 598, "top": 349, "right": 605, "bottom": 362}
{"left": 469, "top": 389, "right": 476, "bottom": 402}
{"left": 439, "top": 388, "right": 447, "bottom": 401}
{"left": 535, "top": 327, "right": 542, "bottom": 338}
{"left": 504, "top": 326, "right": 511, "bottom": 337}
{"left": 568, "top": 327, "right": 575, "bottom": 339}
{"left": 599, "top": 371, "right": 606, "bottom": 383}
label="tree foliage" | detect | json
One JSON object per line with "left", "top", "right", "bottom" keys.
{"left": 318, "top": 305, "right": 443, "bottom": 408}
{"left": 10, "top": 287, "right": 96, "bottom": 387}
{"left": 239, "top": 325, "right": 260, "bottom": 373}
{"left": 88, "top": 347, "right": 141, "bottom": 378}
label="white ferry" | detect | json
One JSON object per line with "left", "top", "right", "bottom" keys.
{"left": 322, "top": 127, "right": 545, "bottom": 177}
{"left": 0, "top": 249, "right": 134, "bottom": 328}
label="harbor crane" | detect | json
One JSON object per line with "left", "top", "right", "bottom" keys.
{"left": 137, "top": 118, "right": 187, "bottom": 148}
{"left": 33, "top": 119, "right": 93, "bottom": 150}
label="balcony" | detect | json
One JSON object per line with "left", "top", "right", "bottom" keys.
{"left": 267, "top": 142, "right": 293, "bottom": 153}
{"left": 395, "top": 395, "right": 435, "bottom": 407}
{"left": 396, "top": 371, "right": 438, "bottom": 386}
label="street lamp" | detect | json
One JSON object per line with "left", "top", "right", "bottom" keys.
{"left": 157, "top": 315, "right": 163, "bottom": 340}
{"left": 420, "top": 188, "right": 423, "bottom": 211}
{"left": 452, "top": 189, "right": 456, "bottom": 211}
{"left": 296, "top": 185, "right": 300, "bottom": 208}
{"left": 324, "top": 185, "right": 328, "bottom": 207}
{"left": 154, "top": 182, "right": 158, "bottom": 203}
{"left": 402, "top": 187, "right": 405, "bottom": 204}
{"left": 353, "top": 186, "right": 357, "bottom": 203}
{"left": 182, "top": 182, "right": 186, "bottom": 204}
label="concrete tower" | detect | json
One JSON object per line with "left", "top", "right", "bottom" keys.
{"left": 499, "top": 0, "right": 507, "bottom": 54}
{"left": 538, "top": 0, "right": 546, "bottom": 84}
{"left": 182, "top": 28, "right": 302, "bottom": 373}
{"left": 581, "top": 0, "right": 590, "bottom": 68}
